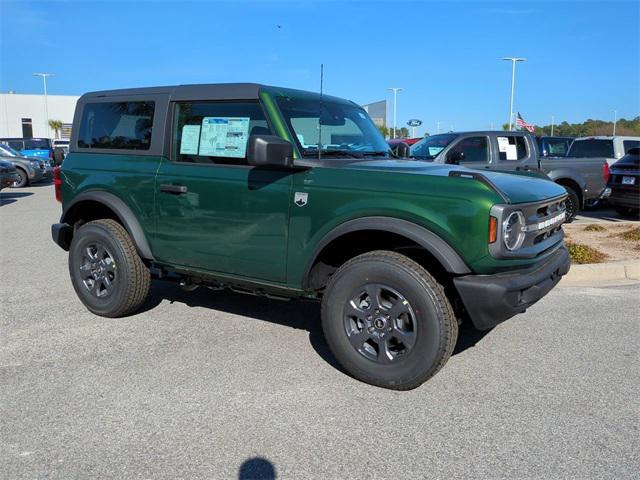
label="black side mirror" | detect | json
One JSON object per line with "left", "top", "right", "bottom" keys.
{"left": 392, "top": 142, "right": 410, "bottom": 159}
{"left": 446, "top": 150, "right": 465, "bottom": 164}
{"left": 247, "top": 134, "right": 293, "bottom": 168}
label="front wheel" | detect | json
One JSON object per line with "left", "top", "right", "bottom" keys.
{"left": 69, "top": 219, "right": 150, "bottom": 317}
{"left": 321, "top": 250, "right": 458, "bottom": 390}
{"left": 11, "top": 169, "right": 28, "bottom": 188}
{"left": 562, "top": 186, "right": 580, "bottom": 223}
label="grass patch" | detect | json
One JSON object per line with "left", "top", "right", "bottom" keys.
{"left": 614, "top": 227, "right": 640, "bottom": 241}
{"left": 583, "top": 224, "right": 606, "bottom": 232}
{"left": 566, "top": 241, "right": 608, "bottom": 264}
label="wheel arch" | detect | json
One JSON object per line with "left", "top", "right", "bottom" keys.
{"left": 303, "top": 216, "right": 470, "bottom": 290}
{"left": 553, "top": 176, "right": 583, "bottom": 207}
{"left": 61, "top": 191, "right": 154, "bottom": 260}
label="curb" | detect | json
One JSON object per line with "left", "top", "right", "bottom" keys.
{"left": 561, "top": 260, "right": 640, "bottom": 286}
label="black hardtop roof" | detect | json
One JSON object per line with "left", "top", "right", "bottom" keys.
{"left": 81, "top": 83, "right": 263, "bottom": 100}
{"left": 80, "top": 83, "right": 356, "bottom": 105}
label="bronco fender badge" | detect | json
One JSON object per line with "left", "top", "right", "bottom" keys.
{"left": 294, "top": 192, "right": 308, "bottom": 207}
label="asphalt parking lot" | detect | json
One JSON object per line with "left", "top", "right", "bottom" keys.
{"left": 1, "top": 184, "right": 639, "bottom": 479}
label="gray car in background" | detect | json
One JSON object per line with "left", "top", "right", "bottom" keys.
{"left": 0, "top": 147, "right": 46, "bottom": 187}
{"left": 410, "top": 131, "right": 608, "bottom": 221}
{"left": 568, "top": 136, "right": 640, "bottom": 166}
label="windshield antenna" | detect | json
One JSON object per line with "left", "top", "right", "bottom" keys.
{"left": 318, "top": 63, "right": 323, "bottom": 162}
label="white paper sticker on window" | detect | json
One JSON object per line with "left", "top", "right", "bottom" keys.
{"left": 199, "top": 117, "right": 250, "bottom": 158}
{"left": 506, "top": 144, "right": 518, "bottom": 160}
{"left": 180, "top": 125, "right": 201, "bottom": 155}
{"left": 497, "top": 136, "right": 509, "bottom": 153}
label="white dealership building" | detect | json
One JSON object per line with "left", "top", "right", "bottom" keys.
{"left": 0, "top": 93, "right": 79, "bottom": 139}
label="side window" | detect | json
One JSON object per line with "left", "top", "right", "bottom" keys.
{"left": 547, "top": 140, "right": 568, "bottom": 156}
{"left": 623, "top": 140, "right": 640, "bottom": 153}
{"left": 7, "top": 140, "right": 24, "bottom": 151}
{"left": 78, "top": 101, "right": 155, "bottom": 150}
{"left": 497, "top": 136, "right": 528, "bottom": 161}
{"left": 447, "top": 136, "right": 489, "bottom": 163}
{"left": 172, "top": 101, "right": 270, "bottom": 165}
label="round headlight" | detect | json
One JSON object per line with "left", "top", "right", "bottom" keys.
{"left": 503, "top": 211, "right": 526, "bottom": 251}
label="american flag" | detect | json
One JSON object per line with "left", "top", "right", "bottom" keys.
{"left": 516, "top": 112, "right": 535, "bottom": 133}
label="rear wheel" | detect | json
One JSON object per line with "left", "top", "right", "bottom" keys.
{"left": 11, "top": 168, "right": 28, "bottom": 188}
{"left": 563, "top": 186, "right": 580, "bottom": 223}
{"left": 69, "top": 219, "right": 150, "bottom": 317}
{"left": 321, "top": 250, "right": 458, "bottom": 390}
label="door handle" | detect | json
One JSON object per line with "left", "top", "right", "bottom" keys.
{"left": 160, "top": 184, "right": 188, "bottom": 194}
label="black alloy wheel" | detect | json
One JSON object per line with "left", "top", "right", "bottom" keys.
{"left": 344, "top": 283, "right": 417, "bottom": 364}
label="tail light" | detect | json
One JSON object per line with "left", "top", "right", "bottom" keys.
{"left": 602, "top": 162, "right": 610, "bottom": 184}
{"left": 53, "top": 166, "right": 62, "bottom": 202}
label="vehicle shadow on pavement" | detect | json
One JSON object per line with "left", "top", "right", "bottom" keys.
{"left": 238, "top": 457, "right": 276, "bottom": 480}
{"left": 141, "top": 280, "right": 491, "bottom": 372}
{"left": 0, "top": 191, "right": 33, "bottom": 206}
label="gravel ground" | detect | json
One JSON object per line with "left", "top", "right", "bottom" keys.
{"left": 564, "top": 222, "right": 640, "bottom": 262}
{"left": 1, "top": 184, "right": 639, "bottom": 479}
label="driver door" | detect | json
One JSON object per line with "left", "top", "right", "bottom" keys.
{"left": 152, "top": 100, "right": 293, "bottom": 283}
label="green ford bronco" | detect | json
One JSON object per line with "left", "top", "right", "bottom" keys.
{"left": 52, "top": 83, "right": 570, "bottom": 389}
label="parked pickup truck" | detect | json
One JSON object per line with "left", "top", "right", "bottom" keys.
{"left": 409, "top": 131, "right": 608, "bottom": 221}
{"left": 51, "top": 83, "right": 570, "bottom": 390}
{"left": 566, "top": 136, "right": 640, "bottom": 166}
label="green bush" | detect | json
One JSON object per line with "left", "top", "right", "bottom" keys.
{"left": 584, "top": 224, "right": 606, "bottom": 232}
{"left": 616, "top": 227, "right": 640, "bottom": 241}
{"left": 566, "top": 241, "right": 608, "bottom": 264}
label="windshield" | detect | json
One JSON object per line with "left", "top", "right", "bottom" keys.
{"left": 567, "top": 139, "right": 614, "bottom": 158}
{"left": 0, "top": 144, "right": 20, "bottom": 156}
{"left": 275, "top": 95, "right": 390, "bottom": 157}
{"left": 410, "top": 134, "right": 458, "bottom": 159}
{"left": 24, "top": 139, "right": 51, "bottom": 150}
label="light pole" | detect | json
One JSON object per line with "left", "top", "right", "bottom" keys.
{"left": 551, "top": 115, "right": 555, "bottom": 136}
{"left": 387, "top": 87, "right": 402, "bottom": 139}
{"left": 502, "top": 57, "right": 526, "bottom": 131}
{"left": 613, "top": 110, "right": 617, "bottom": 136}
{"left": 33, "top": 72, "right": 54, "bottom": 138}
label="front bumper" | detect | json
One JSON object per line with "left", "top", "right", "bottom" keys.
{"left": 52, "top": 222, "right": 73, "bottom": 250}
{"left": 454, "top": 246, "right": 570, "bottom": 330}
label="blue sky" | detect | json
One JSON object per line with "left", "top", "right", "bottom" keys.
{"left": 1, "top": 0, "right": 638, "bottom": 134}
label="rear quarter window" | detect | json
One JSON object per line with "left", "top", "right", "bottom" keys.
{"left": 77, "top": 101, "right": 155, "bottom": 150}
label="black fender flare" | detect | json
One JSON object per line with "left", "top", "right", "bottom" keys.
{"left": 61, "top": 191, "right": 154, "bottom": 260}
{"left": 303, "top": 216, "right": 471, "bottom": 287}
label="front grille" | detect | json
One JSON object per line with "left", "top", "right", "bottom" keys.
{"left": 490, "top": 195, "right": 567, "bottom": 259}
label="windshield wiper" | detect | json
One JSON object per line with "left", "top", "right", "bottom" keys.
{"left": 302, "top": 149, "right": 365, "bottom": 159}
{"left": 363, "top": 151, "right": 390, "bottom": 157}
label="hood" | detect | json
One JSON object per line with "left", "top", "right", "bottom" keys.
{"left": 342, "top": 159, "right": 567, "bottom": 204}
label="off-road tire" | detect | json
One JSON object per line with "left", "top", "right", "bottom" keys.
{"left": 321, "top": 250, "right": 458, "bottom": 390}
{"left": 563, "top": 186, "right": 580, "bottom": 223}
{"left": 11, "top": 168, "right": 28, "bottom": 188}
{"left": 69, "top": 219, "right": 150, "bottom": 317}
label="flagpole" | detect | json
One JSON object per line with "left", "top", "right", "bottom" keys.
{"left": 502, "top": 57, "right": 526, "bottom": 131}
